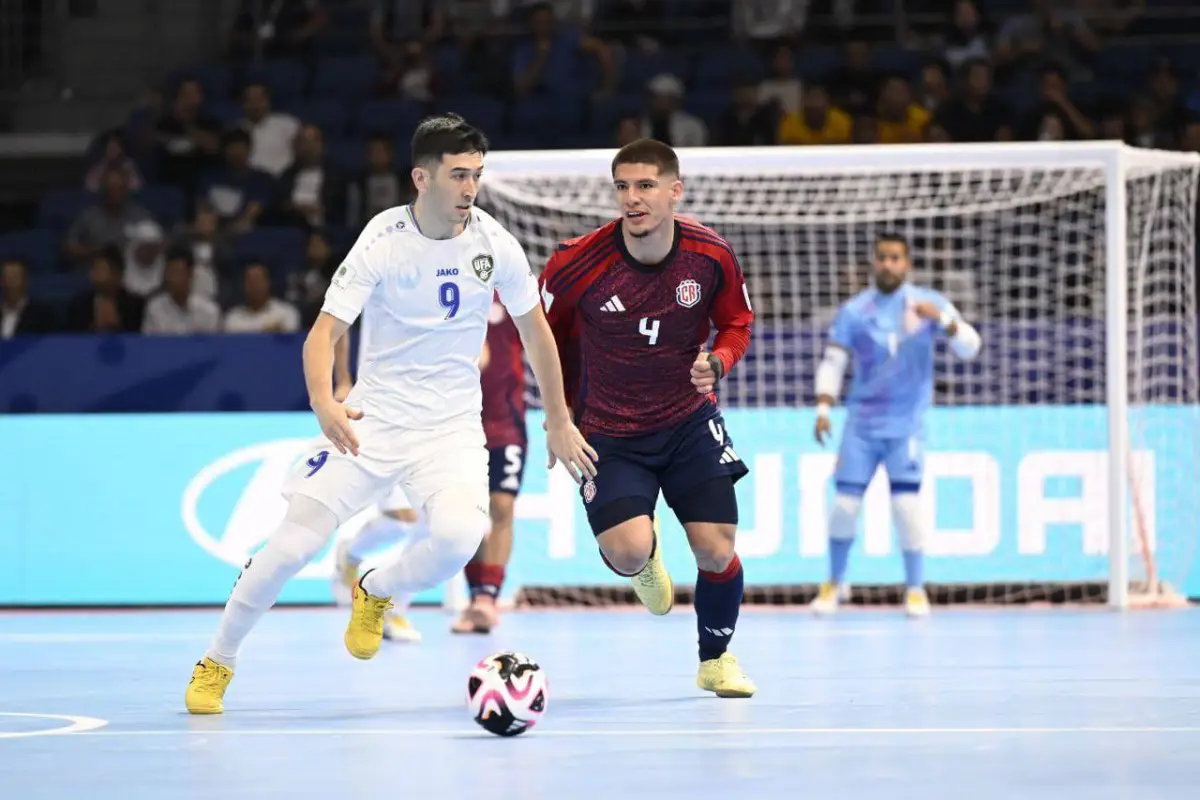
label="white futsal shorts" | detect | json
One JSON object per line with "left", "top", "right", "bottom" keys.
{"left": 282, "top": 413, "right": 488, "bottom": 525}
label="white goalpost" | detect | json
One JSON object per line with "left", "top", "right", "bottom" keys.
{"left": 481, "top": 141, "right": 1200, "bottom": 610}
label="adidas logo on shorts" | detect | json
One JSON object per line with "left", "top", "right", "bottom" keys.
{"left": 718, "top": 446, "right": 740, "bottom": 465}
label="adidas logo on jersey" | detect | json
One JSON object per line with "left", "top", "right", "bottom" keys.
{"left": 600, "top": 296, "right": 626, "bottom": 313}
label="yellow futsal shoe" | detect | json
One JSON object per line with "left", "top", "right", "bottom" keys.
{"left": 905, "top": 587, "right": 931, "bottom": 618}
{"left": 383, "top": 612, "right": 423, "bottom": 643}
{"left": 630, "top": 514, "right": 673, "bottom": 615}
{"left": 697, "top": 652, "right": 757, "bottom": 698}
{"left": 185, "top": 657, "right": 234, "bottom": 715}
{"left": 344, "top": 570, "right": 394, "bottom": 660}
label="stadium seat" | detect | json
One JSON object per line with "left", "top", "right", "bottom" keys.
{"left": 229, "top": 228, "right": 307, "bottom": 283}
{"left": 26, "top": 272, "right": 88, "bottom": 305}
{"left": 873, "top": 45, "right": 923, "bottom": 78}
{"left": 312, "top": 57, "right": 380, "bottom": 103}
{"left": 792, "top": 46, "right": 840, "bottom": 82}
{"left": 691, "top": 46, "right": 764, "bottom": 88}
{"left": 511, "top": 93, "right": 583, "bottom": 136}
{"left": 620, "top": 50, "right": 686, "bottom": 92}
{"left": 284, "top": 98, "right": 350, "bottom": 135}
{"left": 168, "top": 63, "right": 232, "bottom": 101}
{"left": 436, "top": 94, "right": 504, "bottom": 137}
{"left": 134, "top": 186, "right": 186, "bottom": 229}
{"left": 352, "top": 98, "right": 426, "bottom": 137}
{"left": 0, "top": 229, "right": 59, "bottom": 273}
{"left": 204, "top": 99, "right": 243, "bottom": 126}
{"left": 326, "top": 137, "right": 367, "bottom": 174}
{"left": 37, "top": 189, "right": 95, "bottom": 232}
{"left": 240, "top": 60, "right": 307, "bottom": 102}
{"left": 683, "top": 89, "right": 729, "bottom": 126}
{"left": 587, "top": 93, "right": 642, "bottom": 135}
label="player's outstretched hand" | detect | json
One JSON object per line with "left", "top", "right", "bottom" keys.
{"left": 314, "top": 399, "right": 363, "bottom": 456}
{"left": 690, "top": 351, "right": 721, "bottom": 394}
{"left": 814, "top": 415, "right": 832, "bottom": 447}
{"left": 544, "top": 416, "right": 598, "bottom": 485}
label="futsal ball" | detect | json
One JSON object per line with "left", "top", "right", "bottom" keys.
{"left": 466, "top": 651, "right": 548, "bottom": 737}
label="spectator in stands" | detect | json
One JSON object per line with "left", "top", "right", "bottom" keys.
{"left": 1, "top": 260, "right": 56, "bottom": 338}
{"left": 230, "top": 0, "right": 327, "bottom": 62}
{"left": 932, "top": 59, "right": 1012, "bottom": 142}
{"left": 122, "top": 219, "right": 167, "bottom": 299}
{"left": 593, "top": 0, "right": 667, "bottom": 56}
{"left": 713, "top": 77, "right": 778, "bottom": 146}
{"left": 852, "top": 114, "right": 879, "bottom": 145}
{"left": 276, "top": 124, "right": 346, "bottom": 230}
{"left": 512, "top": 3, "right": 615, "bottom": 98}
{"left": 66, "top": 246, "right": 145, "bottom": 333}
{"left": 84, "top": 130, "right": 145, "bottom": 194}
{"left": 778, "top": 83, "right": 851, "bottom": 145}
{"left": 918, "top": 61, "right": 951, "bottom": 115}
{"left": 287, "top": 231, "right": 337, "bottom": 325}
{"left": 994, "top": 0, "right": 1101, "bottom": 83}
{"left": 829, "top": 38, "right": 879, "bottom": 117}
{"left": 875, "top": 75, "right": 930, "bottom": 143}
{"left": 169, "top": 208, "right": 227, "bottom": 301}
{"left": 240, "top": 83, "right": 300, "bottom": 178}
{"left": 1128, "top": 95, "right": 1173, "bottom": 149}
{"left": 369, "top": 0, "right": 439, "bottom": 67}
{"left": 142, "top": 249, "right": 221, "bottom": 334}
{"left": 733, "top": 0, "right": 806, "bottom": 44}
{"left": 941, "top": 0, "right": 990, "bottom": 70}
{"left": 224, "top": 263, "right": 302, "bottom": 334}
{"left": 758, "top": 43, "right": 802, "bottom": 117}
{"left": 1082, "top": 0, "right": 1146, "bottom": 36}
{"left": 638, "top": 73, "right": 707, "bottom": 147}
{"left": 1020, "top": 64, "right": 1094, "bottom": 140}
{"left": 63, "top": 166, "right": 156, "bottom": 266}
{"left": 1147, "top": 58, "right": 1187, "bottom": 143}
{"left": 376, "top": 40, "right": 436, "bottom": 103}
{"left": 197, "top": 129, "right": 274, "bottom": 233}
{"left": 615, "top": 115, "right": 641, "bottom": 147}
{"left": 155, "top": 79, "right": 221, "bottom": 200}
{"left": 346, "top": 135, "right": 411, "bottom": 227}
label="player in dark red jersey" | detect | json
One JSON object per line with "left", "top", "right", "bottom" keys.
{"left": 538, "top": 139, "right": 756, "bottom": 698}
{"left": 452, "top": 294, "right": 529, "bottom": 634}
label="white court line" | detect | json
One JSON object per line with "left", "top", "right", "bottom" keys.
{"left": 0, "top": 713, "right": 109, "bottom": 739}
{"left": 75, "top": 726, "right": 1200, "bottom": 738}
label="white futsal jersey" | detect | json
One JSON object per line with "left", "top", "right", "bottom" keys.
{"left": 324, "top": 204, "right": 540, "bottom": 430}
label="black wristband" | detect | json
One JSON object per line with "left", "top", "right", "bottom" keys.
{"left": 707, "top": 353, "right": 725, "bottom": 381}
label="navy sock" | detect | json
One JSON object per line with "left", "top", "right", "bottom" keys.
{"left": 695, "top": 554, "right": 744, "bottom": 662}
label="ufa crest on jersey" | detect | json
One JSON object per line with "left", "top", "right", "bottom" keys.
{"left": 472, "top": 254, "right": 495, "bottom": 283}
{"left": 676, "top": 278, "right": 701, "bottom": 308}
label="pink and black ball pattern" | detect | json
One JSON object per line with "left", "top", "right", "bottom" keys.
{"left": 466, "top": 651, "right": 548, "bottom": 737}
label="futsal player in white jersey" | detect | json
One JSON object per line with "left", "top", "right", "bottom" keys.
{"left": 809, "top": 234, "right": 981, "bottom": 618}
{"left": 185, "top": 114, "right": 597, "bottom": 714}
{"left": 327, "top": 326, "right": 426, "bottom": 643}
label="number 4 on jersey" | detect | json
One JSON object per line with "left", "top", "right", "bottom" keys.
{"left": 639, "top": 317, "right": 660, "bottom": 346}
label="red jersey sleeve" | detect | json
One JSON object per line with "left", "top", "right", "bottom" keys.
{"left": 538, "top": 248, "right": 583, "bottom": 412}
{"left": 709, "top": 242, "right": 754, "bottom": 378}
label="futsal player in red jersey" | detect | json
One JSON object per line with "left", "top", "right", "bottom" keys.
{"left": 538, "top": 139, "right": 757, "bottom": 697}
{"left": 452, "top": 295, "right": 529, "bottom": 634}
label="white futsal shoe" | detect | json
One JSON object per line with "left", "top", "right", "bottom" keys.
{"left": 810, "top": 582, "right": 851, "bottom": 616}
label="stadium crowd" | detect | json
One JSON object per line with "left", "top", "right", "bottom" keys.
{"left": 2, "top": 0, "right": 1198, "bottom": 338}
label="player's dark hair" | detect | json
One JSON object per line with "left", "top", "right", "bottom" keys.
{"left": 611, "top": 138, "right": 680, "bottom": 179}
{"left": 876, "top": 233, "right": 910, "bottom": 255}
{"left": 410, "top": 113, "right": 489, "bottom": 170}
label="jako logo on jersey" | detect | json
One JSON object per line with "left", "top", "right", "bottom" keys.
{"left": 437, "top": 268, "right": 460, "bottom": 277}
{"left": 180, "top": 441, "right": 376, "bottom": 578}
{"left": 472, "top": 254, "right": 495, "bottom": 283}
{"left": 676, "top": 279, "right": 702, "bottom": 308}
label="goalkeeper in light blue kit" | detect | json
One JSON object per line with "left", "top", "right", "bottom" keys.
{"left": 810, "top": 234, "right": 982, "bottom": 617}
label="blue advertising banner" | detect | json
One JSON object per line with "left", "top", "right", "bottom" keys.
{"left": 1, "top": 407, "right": 1197, "bottom": 605}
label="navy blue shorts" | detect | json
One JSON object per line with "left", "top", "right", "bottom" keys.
{"left": 578, "top": 405, "right": 748, "bottom": 535}
{"left": 488, "top": 443, "right": 527, "bottom": 496}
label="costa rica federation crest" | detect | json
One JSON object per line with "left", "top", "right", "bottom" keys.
{"left": 676, "top": 278, "right": 701, "bottom": 308}
{"left": 472, "top": 254, "right": 495, "bottom": 283}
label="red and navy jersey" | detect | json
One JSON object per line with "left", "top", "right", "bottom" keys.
{"left": 538, "top": 217, "right": 753, "bottom": 438}
{"left": 481, "top": 295, "right": 527, "bottom": 448}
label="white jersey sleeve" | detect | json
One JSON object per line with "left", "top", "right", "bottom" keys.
{"left": 322, "top": 221, "right": 387, "bottom": 324}
{"left": 491, "top": 229, "right": 540, "bottom": 318}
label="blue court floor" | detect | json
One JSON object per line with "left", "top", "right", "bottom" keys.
{"left": 2, "top": 606, "right": 1199, "bottom": 799}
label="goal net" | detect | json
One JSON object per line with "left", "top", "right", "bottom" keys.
{"left": 480, "top": 142, "right": 1200, "bottom": 610}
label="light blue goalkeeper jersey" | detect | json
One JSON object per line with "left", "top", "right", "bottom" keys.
{"left": 827, "top": 283, "right": 958, "bottom": 439}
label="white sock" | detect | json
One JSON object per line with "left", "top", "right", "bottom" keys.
{"left": 205, "top": 497, "right": 336, "bottom": 668}
{"left": 362, "top": 488, "right": 488, "bottom": 599}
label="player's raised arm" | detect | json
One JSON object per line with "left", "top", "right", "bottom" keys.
{"left": 910, "top": 294, "right": 982, "bottom": 359}
{"left": 814, "top": 305, "right": 854, "bottom": 446}
{"left": 536, "top": 246, "right": 584, "bottom": 410}
{"left": 692, "top": 239, "right": 754, "bottom": 394}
